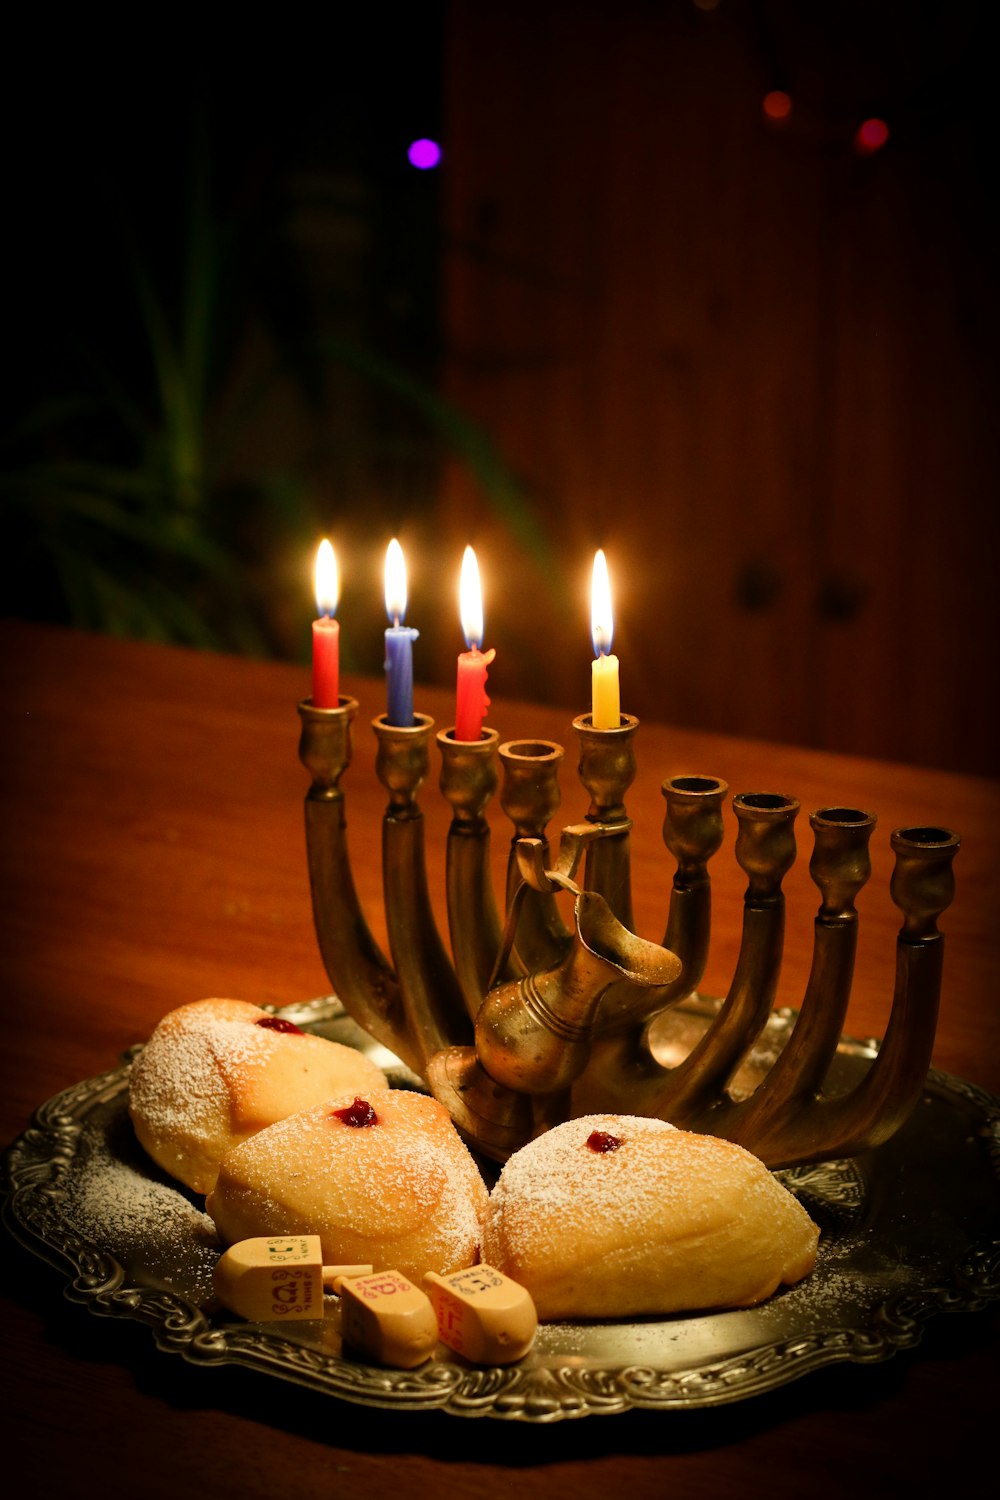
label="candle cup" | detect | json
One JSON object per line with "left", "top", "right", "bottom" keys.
{"left": 498, "top": 738, "right": 572, "bottom": 976}
{"left": 572, "top": 712, "right": 639, "bottom": 928}
{"left": 498, "top": 739, "right": 564, "bottom": 840}
{"left": 373, "top": 711, "right": 435, "bottom": 812}
{"left": 438, "top": 727, "right": 501, "bottom": 824}
{"left": 297, "top": 696, "right": 358, "bottom": 794}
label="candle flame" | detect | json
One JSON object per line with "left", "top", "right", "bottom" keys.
{"left": 314, "top": 539, "right": 339, "bottom": 617}
{"left": 591, "top": 548, "right": 614, "bottom": 657}
{"left": 384, "top": 537, "right": 408, "bottom": 624}
{"left": 459, "top": 545, "right": 484, "bottom": 650}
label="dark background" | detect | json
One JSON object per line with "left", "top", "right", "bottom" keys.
{"left": 3, "top": 1, "right": 996, "bottom": 773}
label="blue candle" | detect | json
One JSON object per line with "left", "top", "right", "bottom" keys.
{"left": 384, "top": 538, "right": 419, "bottom": 726}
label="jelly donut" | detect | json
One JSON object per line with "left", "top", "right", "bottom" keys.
{"left": 129, "top": 998, "right": 386, "bottom": 1193}
{"left": 482, "top": 1114, "right": 819, "bottom": 1319}
{"left": 207, "top": 1088, "right": 488, "bottom": 1283}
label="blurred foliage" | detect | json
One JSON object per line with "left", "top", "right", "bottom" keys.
{"left": 0, "top": 22, "right": 554, "bottom": 663}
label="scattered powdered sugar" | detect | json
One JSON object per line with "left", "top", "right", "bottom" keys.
{"left": 487, "top": 1115, "right": 686, "bottom": 1261}
{"left": 62, "top": 1115, "right": 219, "bottom": 1299}
{"left": 127, "top": 999, "right": 386, "bottom": 1195}
{"left": 210, "top": 1088, "right": 486, "bottom": 1277}
{"left": 127, "top": 1000, "right": 271, "bottom": 1140}
{"left": 483, "top": 1114, "right": 818, "bottom": 1317}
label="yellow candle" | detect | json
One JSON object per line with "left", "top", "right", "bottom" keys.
{"left": 590, "top": 549, "right": 621, "bottom": 729}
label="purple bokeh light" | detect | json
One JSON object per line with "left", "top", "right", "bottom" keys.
{"left": 407, "top": 137, "right": 443, "bottom": 170}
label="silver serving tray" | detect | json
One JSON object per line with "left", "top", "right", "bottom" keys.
{"left": 3, "top": 996, "right": 999, "bottom": 1423}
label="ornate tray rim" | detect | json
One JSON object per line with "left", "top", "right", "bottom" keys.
{"left": 3, "top": 997, "right": 1000, "bottom": 1423}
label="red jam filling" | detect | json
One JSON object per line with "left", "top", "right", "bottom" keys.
{"left": 586, "top": 1130, "right": 622, "bottom": 1153}
{"left": 333, "top": 1097, "right": 379, "bottom": 1128}
{"left": 255, "top": 1016, "right": 304, "bottom": 1035}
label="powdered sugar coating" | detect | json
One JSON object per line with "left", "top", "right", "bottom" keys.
{"left": 128, "top": 998, "right": 386, "bottom": 1193}
{"left": 208, "top": 1088, "right": 488, "bottom": 1282}
{"left": 483, "top": 1114, "right": 819, "bottom": 1320}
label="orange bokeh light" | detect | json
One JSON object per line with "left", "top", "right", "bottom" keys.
{"left": 762, "top": 90, "right": 793, "bottom": 123}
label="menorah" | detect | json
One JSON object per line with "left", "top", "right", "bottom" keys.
{"left": 297, "top": 697, "right": 960, "bottom": 1170}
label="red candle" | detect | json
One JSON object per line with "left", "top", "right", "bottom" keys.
{"left": 455, "top": 546, "right": 495, "bottom": 741}
{"left": 312, "top": 539, "right": 340, "bottom": 708}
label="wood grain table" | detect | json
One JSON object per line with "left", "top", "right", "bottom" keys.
{"left": 1, "top": 620, "right": 997, "bottom": 1498}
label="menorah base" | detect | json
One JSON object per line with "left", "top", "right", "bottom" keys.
{"left": 426, "top": 1048, "right": 533, "bottom": 1160}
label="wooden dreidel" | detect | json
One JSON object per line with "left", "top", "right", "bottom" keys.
{"left": 213, "top": 1235, "right": 372, "bottom": 1321}
{"left": 423, "top": 1265, "right": 538, "bottom": 1364}
{"left": 334, "top": 1270, "right": 439, "bottom": 1369}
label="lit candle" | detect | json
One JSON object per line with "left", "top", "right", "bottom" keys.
{"left": 590, "top": 548, "right": 620, "bottom": 729}
{"left": 384, "top": 538, "right": 419, "bottom": 726}
{"left": 311, "top": 539, "right": 340, "bottom": 708}
{"left": 454, "top": 546, "right": 496, "bottom": 741}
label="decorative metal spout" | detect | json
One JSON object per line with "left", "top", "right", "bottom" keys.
{"left": 426, "top": 888, "right": 681, "bottom": 1161}
{"left": 572, "top": 773, "right": 728, "bottom": 1114}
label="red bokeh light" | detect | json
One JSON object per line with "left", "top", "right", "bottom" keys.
{"left": 762, "top": 90, "right": 793, "bottom": 123}
{"left": 854, "top": 118, "right": 889, "bottom": 156}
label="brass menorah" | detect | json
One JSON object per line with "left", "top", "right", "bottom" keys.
{"left": 297, "top": 698, "right": 960, "bottom": 1170}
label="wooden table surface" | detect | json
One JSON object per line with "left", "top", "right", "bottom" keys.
{"left": 1, "top": 619, "right": 997, "bottom": 1498}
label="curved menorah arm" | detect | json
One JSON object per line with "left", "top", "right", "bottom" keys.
{"left": 742, "top": 825, "right": 960, "bottom": 1167}
{"left": 641, "top": 792, "right": 800, "bottom": 1126}
{"left": 437, "top": 727, "right": 505, "bottom": 1019}
{"left": 374, "top": 714, "right": 473, "bottom": 1072}
{"left": 724, "top": 807, "right": 877, "bottom": 1149}
{"left": 298, "top": 700, "right": 412, "bottom": 1069}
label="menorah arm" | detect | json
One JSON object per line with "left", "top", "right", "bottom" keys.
{"left": 299, "top": 698, "right": 414, "bottom": 1070}
{"left": 722, "top": 808, "right": 875, "bottom": 1150}
{"left": 623, "top": 792, "right": 798, "bottom": 1125}
{"left": 376, "top": 714, "right": 472, "bottom": 1073}
{"left": 653, "top": 898, "right": 786, "bottom": 1126}
{"left": 732, "top": 825, "right": 960, "bottom": 1167}
{"left": 303, "top": 790, "right": 412, "bottom": 1066}
{"left": 438, "top": 728, "right": 506, "bottom": 1018}
{"left": 446, "top": 822, "right": 505, "bottom": 1015}
{"left": 746, "top": 933, "right": 944, "bottom": 1167}
{"left": 383, "top": 806, "right": 473, "bottom": 1068}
